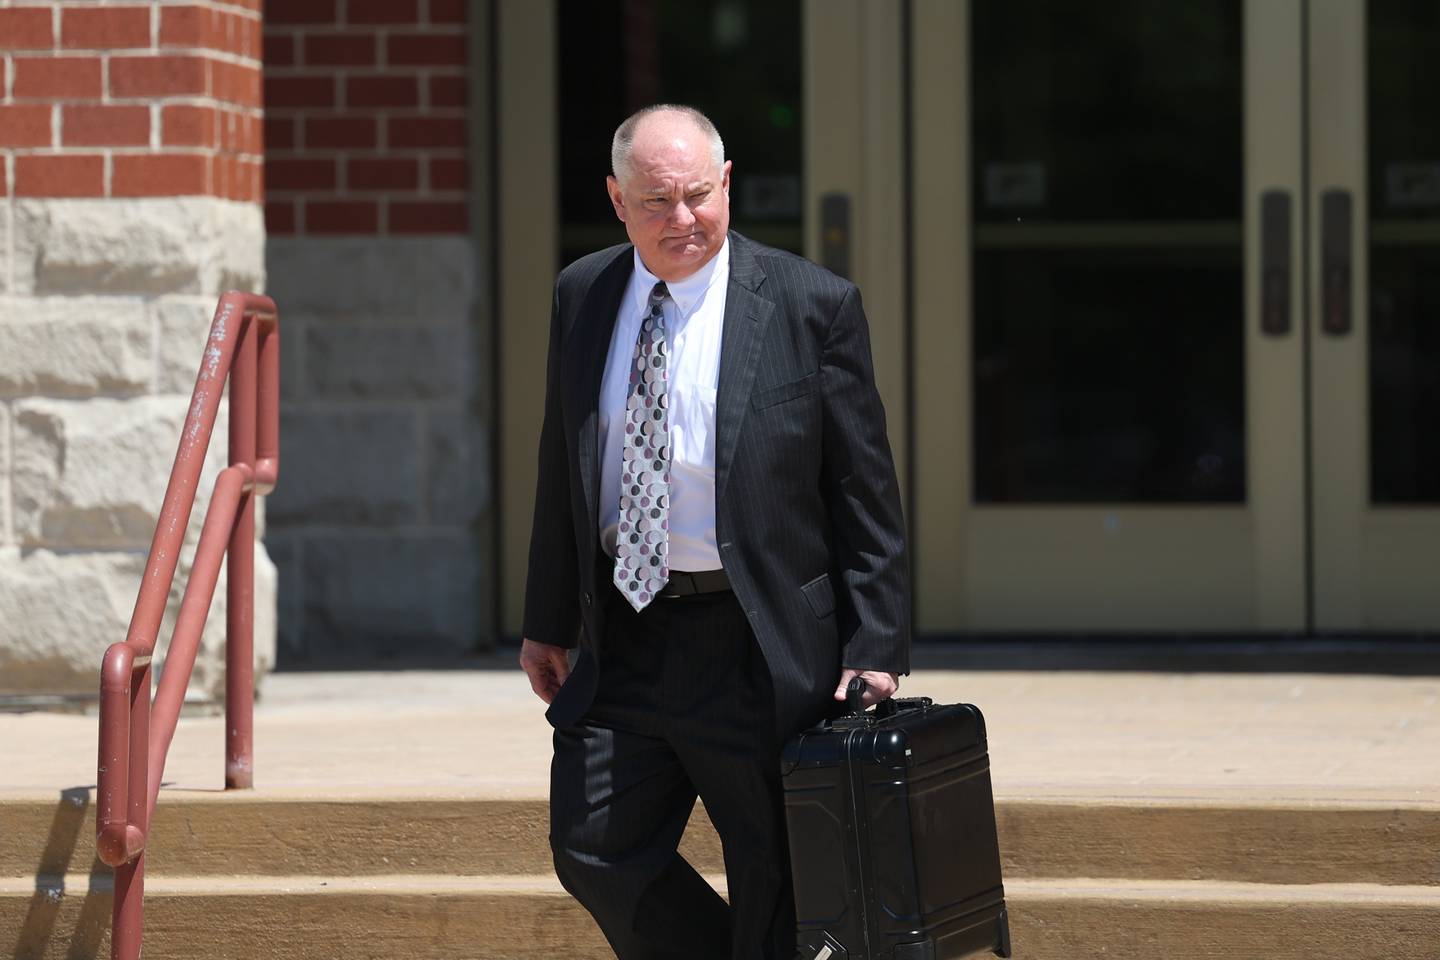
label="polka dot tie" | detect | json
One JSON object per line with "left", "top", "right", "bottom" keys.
{"left": 613, "top": 281, "right": 672, "bottom": 612}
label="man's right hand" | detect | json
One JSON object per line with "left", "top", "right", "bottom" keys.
{"left": 519, "top": 638, "right": 572, "bottom": 704}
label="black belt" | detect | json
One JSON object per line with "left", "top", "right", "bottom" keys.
{"left": 598, "top": 552, "right": 732, "bottom": 600}
{"left": 656, "top": 567, "right": 731, "bottom": 598}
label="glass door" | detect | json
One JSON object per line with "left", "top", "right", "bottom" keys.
{"left": 1311, "top": 0, "right": 1440, "bottom": 629}
{"left": 911, "top": 0, "right": 1439, "bottom": 635}
{"left": 911, "top": 0, "right": 1305, "bottom": 632}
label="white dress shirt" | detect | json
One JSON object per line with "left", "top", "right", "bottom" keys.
{"left": 597, "top": 240, "right": 730, "bottom": 573}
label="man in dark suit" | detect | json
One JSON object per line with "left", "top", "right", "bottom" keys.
{"left": 519, "top": 104, "right": 910, "bottom": 960}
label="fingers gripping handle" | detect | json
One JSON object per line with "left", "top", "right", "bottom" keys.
{"left": 845, "top": 676, "right": 869, "bottom": 716}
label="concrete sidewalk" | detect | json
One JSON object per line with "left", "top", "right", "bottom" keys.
{"left": 4, "top": 664, "right": 1438, "bottom": 804}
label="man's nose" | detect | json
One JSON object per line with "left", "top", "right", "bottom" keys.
{"left": 669, "top": 202, "right": 696, "bottom": 228}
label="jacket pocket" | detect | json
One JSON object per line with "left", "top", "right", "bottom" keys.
{"left": 800, "top": 572, "right": 835, "bottom": 619}
{"left": 752, "top": 372, "right": 817, "bottom": 411}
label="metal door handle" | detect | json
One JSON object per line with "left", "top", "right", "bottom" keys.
{"left": 1321, "top": 189, "right": 1352, "bottom": 336}
{"left": 1260, "top": 190, "right": 1291, "bottom": 336}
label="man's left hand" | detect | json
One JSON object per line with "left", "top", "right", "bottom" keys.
{"left": 833, "top": 668, "right": 900, "bottom": 709}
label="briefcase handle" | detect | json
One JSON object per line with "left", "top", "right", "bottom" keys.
{"left": 845, "top": 676, "right": 869, "bottom": 716}
{"left": 846, "top": 677, "right": 935, "bottom": 721}
{"left": 844, "top": 677, "right": 897, "bottom": 719}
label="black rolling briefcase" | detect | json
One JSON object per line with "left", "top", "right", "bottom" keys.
{"left": 781, "top": 679, "right": 1011, "bottom": 960}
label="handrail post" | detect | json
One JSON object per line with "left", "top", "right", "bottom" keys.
{"left": 113, "top": 659, "right": 151, "bottom": 960}
{"left": 226, "top": 308, "right": 258, "bottom": 790}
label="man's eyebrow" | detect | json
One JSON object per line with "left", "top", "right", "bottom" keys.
{"left": 633, "top": 180, "right": 712, "bottom": 197}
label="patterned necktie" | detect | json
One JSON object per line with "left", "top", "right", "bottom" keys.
{"left": 614, "top": 281, "right": 672, "bottom": 611}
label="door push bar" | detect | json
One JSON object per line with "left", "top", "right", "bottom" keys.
{"left": 1260, "top": 190, "right": 1291, "bottom": 337}
{"left": 1321, "top": 189, "right": 1353, "bottom": 337}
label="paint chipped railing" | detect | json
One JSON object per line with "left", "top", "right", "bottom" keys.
{"left": 95, "top": 292, "right": 280, "bottom": 960}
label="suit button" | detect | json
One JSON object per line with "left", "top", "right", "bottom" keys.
{"left": 583, "top": 592, "right": 593, "bottom": 607}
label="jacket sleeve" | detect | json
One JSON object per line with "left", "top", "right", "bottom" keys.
{"left": 819, "top": 283, "right": 912, "bottom": 673}
{"left": 521, "top": 283, "right": 582, "bottom": 648}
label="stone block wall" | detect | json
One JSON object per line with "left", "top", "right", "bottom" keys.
{"left": 0, "top": 2, "right": 275, "bottom": 701}
{"left": 260, "top": 1, "right": 487, "bottom": 664}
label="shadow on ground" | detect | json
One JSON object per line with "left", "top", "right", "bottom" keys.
{"left": 12, "top": 786, "right": 109, "bottom": 960}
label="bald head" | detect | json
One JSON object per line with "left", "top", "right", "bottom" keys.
{"left": 611, "top": 105, "right": 725, "bottom": 187}
{"left": 604, "top": 104, "right": 732, "bottom": 282}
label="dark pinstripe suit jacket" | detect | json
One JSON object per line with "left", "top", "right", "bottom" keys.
{"left": 523, "top": 231, "right": 911, "bottom": 740}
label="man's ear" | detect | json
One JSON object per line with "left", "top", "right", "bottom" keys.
{"left": 606, "top": 175, "right": 627, "bottom": 223}
{"left": 721, "top": 160, "right": 732, "bottom": 197}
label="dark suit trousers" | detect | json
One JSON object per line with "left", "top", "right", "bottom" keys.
{"left": 549, "top": 576, "right": 796, "bottom": 960}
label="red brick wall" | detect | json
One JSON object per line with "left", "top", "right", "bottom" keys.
{"left": 261, "top": 0, "right": 469, "bottom": 236}
{"left": 0, "top": 3, "right": 263, "bottom": 201}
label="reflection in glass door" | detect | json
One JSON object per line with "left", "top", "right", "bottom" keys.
{"left": 970, "top": 1, "right": 1246, "bottom": 505}
{"left": 1368, "top": 2, "right": 1440, "bottom": 507}
{"left": 556, "top": 0, "right": 805, "bottom": 266}
{"left": 1365, "top": 1, "right": 1434, "bottom": 509}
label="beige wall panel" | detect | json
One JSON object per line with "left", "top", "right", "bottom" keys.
{"left": 1362, "top": 512, "right": 1440, "bottom": 628}
{"left": 499, "top": 0, "right": 557, "bottom": 636}
{"left": 965, "top": 510, "right": 1256, "bottom": 631}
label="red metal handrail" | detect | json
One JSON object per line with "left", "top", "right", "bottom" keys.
{"left": 95, "top": 291, "right": 280, "bottom": 960}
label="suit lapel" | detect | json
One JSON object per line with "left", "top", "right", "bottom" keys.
{"left": 568, "top": 248, "right": 634, "bottom": 543}
{"left": 714, "top": 233, "right": 774, "bottom": 506}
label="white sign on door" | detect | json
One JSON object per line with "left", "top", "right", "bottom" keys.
{"left": 984, "top": 162, "right": 1046, "bottom": 209}
{"left": 1385, "top": 163, "right": 1440, "bottom": 209}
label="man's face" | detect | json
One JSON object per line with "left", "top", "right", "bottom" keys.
{"left": 606, "top": 120, "right": 731, "bottom": 282}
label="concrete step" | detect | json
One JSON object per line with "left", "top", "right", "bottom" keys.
{"left": 4, "top": 874, "right": 1440, "bottom": 960}
{"left": 4, "top": 790, "right": 1439, "bottom": 886}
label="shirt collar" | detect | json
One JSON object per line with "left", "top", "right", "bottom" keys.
{"left": 631, "top": 238, "right": 729, "bottom": 318}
